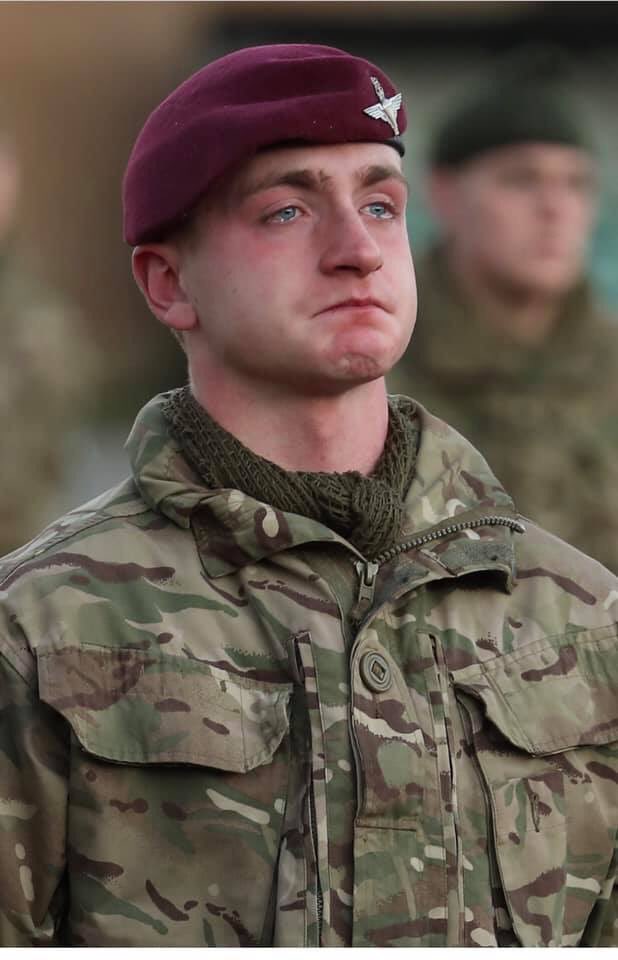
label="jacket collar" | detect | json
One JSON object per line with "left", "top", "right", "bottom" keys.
{"left": 126, "top": 392, "right": 520, "bottom": 586}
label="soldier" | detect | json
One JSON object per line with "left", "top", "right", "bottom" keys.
{"left": 388, "top": 52, "right": 618, "bottom": 572}
{"left": 0, "top": 133, "right": 96, "bottom": 553}
{"left": 0, "top": 44, "right": 616, "bottom": 947}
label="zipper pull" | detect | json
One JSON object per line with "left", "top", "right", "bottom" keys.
{"left": 351, "top": 560, "right": 380, "bottom": 623}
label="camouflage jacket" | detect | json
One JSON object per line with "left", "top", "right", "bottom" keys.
{"left": 0, "top": 392, "right": 616, "bottom": 947}
{"left": 388, "top": 244, "right": 618, "bottom": 573}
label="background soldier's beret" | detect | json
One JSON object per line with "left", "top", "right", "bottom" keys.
{"left": 123, "top": 43, "right": 407, "bottom": 245}
{"left": 430, "top": 46, "right": 591, "bottom": 168}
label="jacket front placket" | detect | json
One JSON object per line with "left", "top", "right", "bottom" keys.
{"left": 347, "top": 526, "right": 518, "bottom": 947}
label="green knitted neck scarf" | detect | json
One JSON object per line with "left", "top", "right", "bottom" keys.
{"left": 163, "top": 385, "right": 419, "bottom": 558}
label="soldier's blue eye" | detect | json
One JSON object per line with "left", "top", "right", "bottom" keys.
{"left": 366, "top": 202, "right": 393, "bottom": 219}
{"left": 271, "top": 206, "right": 299, "bottom": 222}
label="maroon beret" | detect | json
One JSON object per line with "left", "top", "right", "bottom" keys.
{"left": 122, "top": 43, "right": 407, "bottom": 245}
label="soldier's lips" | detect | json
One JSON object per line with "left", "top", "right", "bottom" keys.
{"left": 315, "top": 298, "right": 387, "bottom": 316}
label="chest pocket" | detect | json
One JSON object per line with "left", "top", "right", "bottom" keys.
{"left": 453, "top": 626, "right": 618, "bottom": 948}
{"left": 37, "top": 645, "right": 293, "bottom": 947}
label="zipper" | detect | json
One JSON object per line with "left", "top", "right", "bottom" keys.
{"left": 352, "top": 559, "right": 380, "bottom": 622}
{"left": 367, "top": 515, "right": 526, "bottom": 567}
{"left": 351, "top": 515, "right": 525, "bottom": 622}
{"left": 458, "top": 698, "right": 504, "bottom": 920}
{"left": 308, "top": 778, "right": 324, "bottom": 945}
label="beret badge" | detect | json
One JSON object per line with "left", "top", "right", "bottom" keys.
{"left": 363, "top": 77, "right": 403, "bottom": 136}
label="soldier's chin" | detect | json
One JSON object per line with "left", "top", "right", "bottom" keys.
{"left": 334, "top": 352, "right": 386, "bottom": 382}
{"left": 516, "top": 261, "right": 581, "bottom": 297}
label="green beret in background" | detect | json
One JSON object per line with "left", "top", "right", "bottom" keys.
{"left": 430, "top": 46, "right": 593, "bottom": 167}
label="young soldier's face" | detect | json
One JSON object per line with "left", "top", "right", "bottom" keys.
{"left": 432, "top": 143, "right": 597, "bottom": 298}
{"left": 177, "top": 141, "right": 416, "bottom": 395}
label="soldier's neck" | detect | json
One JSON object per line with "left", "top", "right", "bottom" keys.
{"left": 188, "top": 373, "right": 390, "bottom": 476}
{"left": 448, "top": 251, "right": 563, "bottom": 347}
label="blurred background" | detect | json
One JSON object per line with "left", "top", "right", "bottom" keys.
{"left": 2, "top": 0, "right": 618, "bottom": 552}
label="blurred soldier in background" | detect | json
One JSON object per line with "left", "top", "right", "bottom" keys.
{"left": 0, "top": 131, "right": 96, "bottom": 553}
{"left": 389, "top": 51, "right": 618, "bottom": 572}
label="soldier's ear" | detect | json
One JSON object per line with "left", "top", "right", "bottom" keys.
{"left": 131, "top": 245, "right": 197, "bottom": 332}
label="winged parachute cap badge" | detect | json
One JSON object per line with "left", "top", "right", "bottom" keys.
{"left": 363, "top": 76, "right": 402, "bottom": 136}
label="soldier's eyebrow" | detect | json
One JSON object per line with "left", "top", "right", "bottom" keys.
{"left": 237, "top": 163, "right": 409, "bottom": 201}
{"left": 356, "top": 164, "right": 409, "bottom": 195}
{"left": 239, "top": 169, "right": 321, "bottom": 198}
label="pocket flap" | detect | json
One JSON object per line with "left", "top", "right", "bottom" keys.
{"left": 452, "top": 626, "right": 618, "bottom": 754}
{"left": 38, "top": 646, "right": 292, "bottom": 772}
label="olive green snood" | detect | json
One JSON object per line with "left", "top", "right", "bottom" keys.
{"left": 163, "top": 385, "right": 419, "bottom": 558}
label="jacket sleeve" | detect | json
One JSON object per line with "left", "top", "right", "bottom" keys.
{"left": 0, "top": 648, "right": 69, "bottom": 944}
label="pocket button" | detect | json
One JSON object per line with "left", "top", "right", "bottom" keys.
{"left": 360, "top": 651, "right": 392, "bottom": 693}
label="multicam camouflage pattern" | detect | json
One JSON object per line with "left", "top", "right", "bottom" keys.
{"left": 388, "top": 243, "right": 618, "bottom": 574}
{"left": 0, "top": 392, "right": 616, "bottom": 946}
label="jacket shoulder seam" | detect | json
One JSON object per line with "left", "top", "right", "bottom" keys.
{"left": 0, "top": 505, "right": 155, "bottom": 588}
